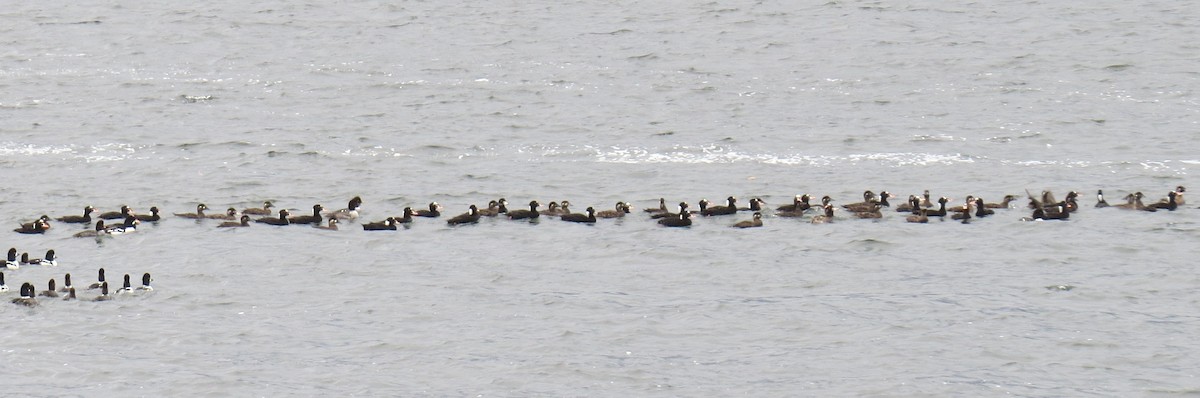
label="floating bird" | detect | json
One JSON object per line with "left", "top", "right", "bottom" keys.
{"left": 446, "top": 205, "right": 481, "bottom": 225}
{"left": 362, "top": 217, "right": 398, "bottom": 231}
{"left": 174, "top": 204, "right": 209, "bottom": 219}
{"left": 255, "top": 209, "right": 291, "bottom": 226}
{"left": 596, "top": 202, "right": 632, "bottom": 218}
{"left": 507, "top": 201, "right": 540, "bottom": 220}
{"left": 242, "top": 201, "right": 275, "bottom": 216}
{"left": 561, "top": 207, "right": 597, "bottom": 223}
{"left": 217, "top": 215, "right": 252, "bottom": 228}
{"left": 56, "top": 206, "right": 95, "bottom": 224}
{"left": 732, "top": 212, "right": 763, "bottom": 228}
{"left": 414, "top": 202, "right": 442, "bottom": 218}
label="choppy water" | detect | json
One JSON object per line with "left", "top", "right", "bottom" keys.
{"left": 2, "top": 1, "right": 1199, "bottom": 396}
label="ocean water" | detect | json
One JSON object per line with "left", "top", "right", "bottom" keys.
{"left": 1, "top": 1, "right": 1198, "bottom": 396}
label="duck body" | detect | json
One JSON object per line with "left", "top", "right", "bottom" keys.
{"left": 135, "top": 207, "right": 162, "bottom": 222}
{"left": 701, "top": 197, "right": 738, "bottom": 216}
{"left": 255, "top": 209, "right": 291, "bottom": 226}
{"left": 657, "top": 206, "right": 692, "bottom": 227}
{"left": 57, "top": 206, "right": 95, "bottom": 223}
{"left": 98, "top": 206, "right": 132, "bottom": 220}
{"left": 446, "top": 205, "right": 481, "bottom": 225}
{"left": 289, "top": 204, "right": 324, "bottom": 224}
{"left": 561, "top": 207, "right": 597, "bottom": 223}
{"left": 174, "top": 204, "right": 209, "bottom": 219}
{"left": 596, "top": 202, "right": 632, "bottom": 218}
{"left": 507, "top": 201, "right": 540, "bottom": 220}
{"left": 242, "top": 201, "right": 275, "bottom": 216}
{"left": 217, "top": 215, "right": 252, "bottom": 228}
{"left": 362, "top": 218, "right": 398, "bottom": 231}
{"left": 328, "top": 196, "right": 363, "bottom": 220}
{"left": 205, "top": 208, "right": 238, "bottom": 220}
{"left": 103, "top": 216, "right": 139, "bottom": 235}
{"left": 732, "top": 212, "right": 763, "bottom": 228}
{"left": 414, "top": 202, "right": 442, "bottom": 218}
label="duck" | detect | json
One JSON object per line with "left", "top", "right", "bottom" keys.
{"left": 414, "top": 202, "right": 442, "bottom": 218}
{"left": 561, "top": 207, "right": 597, "bottom": 223}
{"left": 255, "top": 209, "right": 291, "bottom": 226}
{"left": 854, "top": 203, "right": 883, "bottom": 219}
{"left": 645, "top": 198, "right": 669, "bottom": 214}
{"left": 118, "top": 274, "right": 134, "bottom": 294}
{"left": 738, "top": 198, "right": 766, "bottom": 212}
{"left": 59, "top": 273, "right": 73, "bottom": 292}
{"left": 1149, "top": 191, "right": 1178, "bottom": 211}
{"left": 951, "top": 203, "right": 972, "bottom": 221}
{"left": 507, "top": 201, "right": 540, "bottom": 220}
{"left": 5, "top": 248, "right": 18, "bottom": 269}
{"left": 701, "top": 196, "right": 738, "bottom": 216}
{"left": 1131, "top": 192, "right": 1157, "bottom": 212}
{"left": 361, "top": 217, "right": 398, "bottom": 231}
{"left": 948, "top": 196, "right": 976, "bottom": 214}
{"left": 205, "top": 207, "right": 238, "bottom": 220}
{"left": 1028, "top": 204, "right": 1070, "bottom": 221}
{"left": 732, "top": 212, "right": 763, "bottom": 228}
{"left": 919, "top": 190, "right": 933, "bottom": 208}
{"left": 27, "top": 250, "right": 57, "bottom": 267}
{"left": 393, "top": 207, "right": 415, "bottom": 224}
{"left": 88, "top": 268, "right": 106, "bottom": 289}
{"left": 217, "top": 215, "right": 252, "bottom": 228}
{"left": 328, "top": 196, "right": 363, "bottom": 220}
{"left": 657, "top": 204, "right": 692, "bottom": 227}
{"left": 288, "top": 204, "right": 324, "bottom": 224}
{"left": 777, "top": 195, "right": 812, "bottom": 212}
{"left": 894, "top": 195, "right": 919, "bottom": 213}
{"left": 14, "top": 219, "right": 49, "bottom": 234}
{"left": 810, "top": 204, "right": 836, "bottom": 224}
{"left": 842, "top": 191, "right": 877, "bottom": 212}
{"left": 777, "top": 195, "right": 813, "bottom": 217}
{"left": 20, "top": 214, "right": 49, "bottom": 226}
{"left": 906, "top": 209, "right": 929, "bottom": 223}
{"left": 98, "top": 205, "right": 132, "bottom": 220}
{"left": 63, "top": 288, "right": 77, "bottom": 301}
{"left": 11, "top": 283, "right": 37, "bottom": 307}
{"left": 596, "top": 202, "right": 632, "bottom": 218}
{"left": 242, "top": 201, "right": 275, "bottom": 216}
{"left": 39, "top": 279, "right": 58, "bottom": 298}
{"left": 1172, "top": 186, "right": 1187, "bottom": 206}
{"left": 135, "top": 206, "right": 162, "bottom": 222}
{"left": 924, "top": 197, "right": 950, "bottom": 217}
{"left": 0, "top": 271, "right": 6, "bottom": 292}
{"left": 74, "top": 220, "right": 107, "bottom": 237}
{"left": 478, "top": 199, "right": 508, "bottom": 217}
{"left": 93, "top": 282, "right": 112, "bottom": 301}
{"left": 1094, "top": 190, "right": 1110, "bottom": 208}
{"left": 103, "top": 216, "right": 139, "bottom": 235}
{"left": 652, "top": 202, "right": 690, "bottom": 220}
{"left": 974, "top": 198, "right": 994, "bottom": 217}
{"left": 1111, "top": 193, "right": 1138, "bottom": 210}
{"left": 544, "top": 201, "right": 571, "bottom": 217}
{"left": 543, "top": 201, "right": 560, "bottom": 217}
{"left": 984, "top": 195, "right": 1019, "bottom": 209}
{"left": 174, "top": 204, "right": 209, "bottom": 219}
{"left": 137, "top": 273, "right": 153, "bottom": 291}
{"left": 446, "top": 205, "right": 481, "bottom": 225}
{"left": 56, "top": 206, "right": 95, "bottom": 224}
{"left": 315, "top": 218, "right": 339, "bottom": 230}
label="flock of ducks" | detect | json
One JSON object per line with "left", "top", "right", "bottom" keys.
{"left": 7, "top": 186, "right": 1185, "bottom": 307}
{"left": 10, "top": 186, "right": 1189, "bottom": 237}
{"left": 4, "top": 260, "right": 153, "bottom": 307}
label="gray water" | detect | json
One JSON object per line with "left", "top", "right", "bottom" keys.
{"left": 2, "top": 1, "right": 1199, "bottom": 396}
